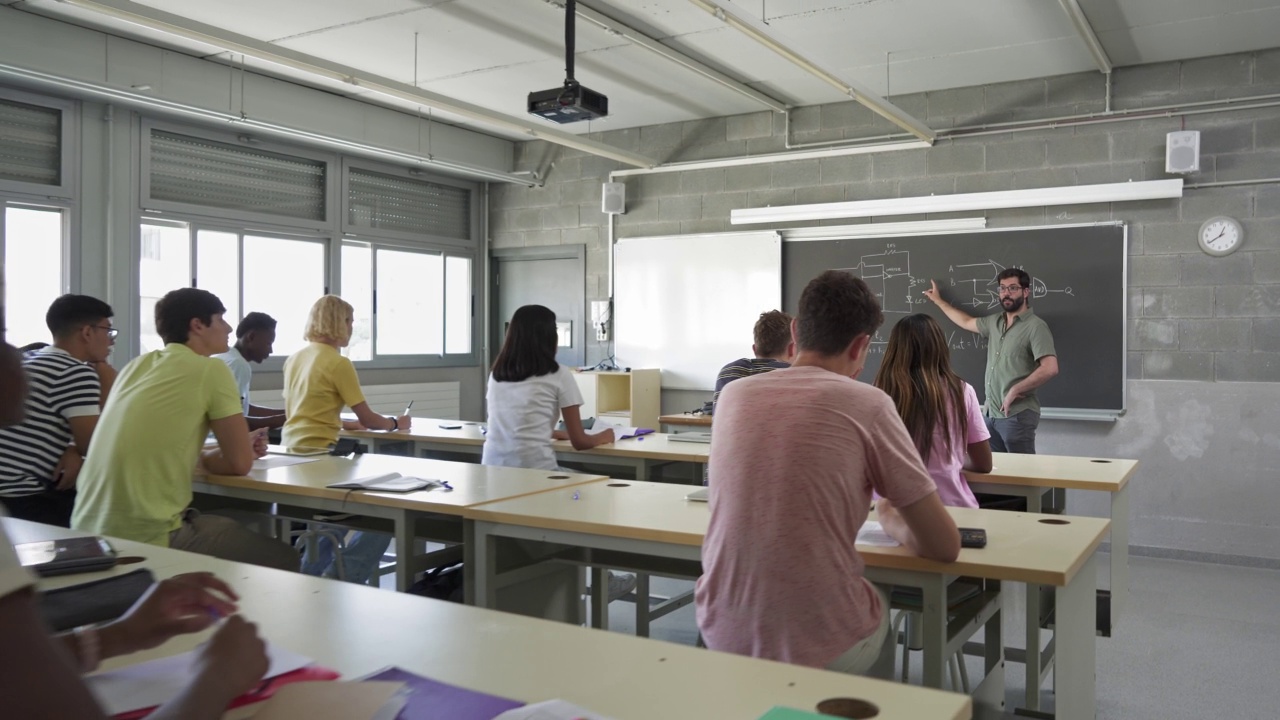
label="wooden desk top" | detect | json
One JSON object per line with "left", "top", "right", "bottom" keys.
{"left": 660, "top": 413, "right": 714, "bottom": 427}
{"left": 200, "top": 454, "right": 608, "bottom": 513}
{"left": 965, "top": 452, "right": 1138, "bottom": 492}
{"left": 466, "top": 482, "right": 1110, "bottom": 587}
{"left": 4, "top": 518, "right": 970, "bottom": 720}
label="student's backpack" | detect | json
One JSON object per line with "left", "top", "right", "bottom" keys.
{"left": 408, "top": 564, "right": 465, "bottom": 603}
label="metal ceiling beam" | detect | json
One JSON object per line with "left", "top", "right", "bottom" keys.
{"left": 685, "top": 0, "right": 934, "bottom": 143}
{"left": 559, "top": 0, "right": 788, "bottom": 113}
{"left": 1057, "top": 0, "right": 1113, "bottom": 74}
{"left": 52, "top": 0, "right": 657, "bottom": 168}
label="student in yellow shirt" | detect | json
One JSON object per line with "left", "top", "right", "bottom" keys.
{"left": 283, "top": 295, "right": 411, "bottom": 584}
{"left": 70, "top": 288, "right": 298, "bottom": 571}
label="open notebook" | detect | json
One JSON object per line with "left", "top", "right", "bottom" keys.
{"left": 327, "top": 473, "right": 444, "bottom": 493}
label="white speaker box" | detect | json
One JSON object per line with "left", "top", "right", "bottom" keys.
{"left": 602, "top": 182, "right": 625, "bottom": 215}
{"left": 1166, "top": 131, "right": 1200, "bottom": 174}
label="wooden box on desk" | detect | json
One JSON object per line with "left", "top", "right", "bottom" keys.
{"left": 572, "top": 369, "right": 660, "bottom": 429}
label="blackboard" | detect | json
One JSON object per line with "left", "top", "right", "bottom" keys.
{"left": 783, "top": 223, "right": 1127, "bottom": 418}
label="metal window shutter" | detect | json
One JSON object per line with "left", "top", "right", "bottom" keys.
{"left": 0, "top": 98, "right": 61, "bottom": 186}
{"left": 348, "top": 169, "right": 470, "bottom": 239}
{"left": 149, "top": 131, "right": 325, "bottom": 221}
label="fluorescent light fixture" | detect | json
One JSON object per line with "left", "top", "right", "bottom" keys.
{"left": 781, "top": 218, "right": 987, "bottom": 241}
{"left": 732, "top": 179, "right": 1183, "bottom": 225}
{"left": 611, "top": 139, "right": 931, "bottom": 178}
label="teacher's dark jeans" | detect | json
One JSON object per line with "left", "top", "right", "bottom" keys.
{"left": 985, "top": 409, "right": 1040, "bottom": 454}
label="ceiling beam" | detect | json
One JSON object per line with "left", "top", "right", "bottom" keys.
{"left": 685, "top": 0, "right": 934, "bottom": 143}
{"left": 52, "top": 0, "right": 658, "bottom": 167}
{"left": 1057, "top": 0, "right": 1113, "bottom": 74}
{"left": 561, "top": 0, "right": 789, "bottom": 113}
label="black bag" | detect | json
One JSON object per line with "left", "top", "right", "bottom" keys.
{"left": 408, "top": 564, "right": 464, "bottom": 603}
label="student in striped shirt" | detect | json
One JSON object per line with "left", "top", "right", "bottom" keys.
{"left": 0, "top": 295, "right": 116, "bottom": 526}
{"left": 710, "top": 310, "right": 795, "bottom": 414}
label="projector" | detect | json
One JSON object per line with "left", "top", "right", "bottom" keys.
{"left": 527, "top": 81, "right": 608, "bottom": 124}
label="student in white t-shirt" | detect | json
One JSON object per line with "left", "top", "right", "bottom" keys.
{"left": 482, "top": 305, "right": 635, "bottom": 601}
{"left": 482, "top": 304, "right": 614, "bottom": 470}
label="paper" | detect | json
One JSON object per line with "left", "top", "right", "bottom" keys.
{"left": 267, "top": 445, "right": 330, "bottom": 457}
{"left": 250, "top": 681, "right": 406, "bottom": 720}
{"left": 327, "top": 472, "right": 435, "bottom": 493}
{"left": 493, "top": 699, "right": 616, "bottom": 720}
{"left": 87, "top": 642, "right": 312, "bottom": 715}
{"left": 254, "top": 455, "right": 323, "bottom": 470}
{"left": 856, "top": 520, "right": 901, "bottom": 547}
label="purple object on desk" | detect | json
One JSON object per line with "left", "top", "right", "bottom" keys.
{"left": 363, "top": 667, "right": 523, "bottom": 719}
{"left": 621, "top": 428, "right": 654, "bottom": 440}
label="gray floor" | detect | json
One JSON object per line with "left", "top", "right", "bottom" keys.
{"left": 596, "top": 553, "right": 1280, "bottom": 720}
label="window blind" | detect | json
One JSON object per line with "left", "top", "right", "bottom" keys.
{"left": 149, "top": 130, "right": 326, "bottom": 221}
{"left": 348, "top": 169, "right": 471, "bottom": 240}
{"left": 0, "top": 98, "right": 61, "bottom": 186}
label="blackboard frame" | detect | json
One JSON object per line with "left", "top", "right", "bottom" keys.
{"left": 782, "top": 222, "right": 1128, "bottom": 421}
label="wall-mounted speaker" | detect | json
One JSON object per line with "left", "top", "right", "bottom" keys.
{"left": 1166, "top": 131, "right": 1200, "bottom": 174}
{"left": 602, "top": 182, "right": 626, "bottom": 215}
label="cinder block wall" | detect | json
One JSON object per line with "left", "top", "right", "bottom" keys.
{"left": 490, "top": 49, "right": 1280, "bottom": 562}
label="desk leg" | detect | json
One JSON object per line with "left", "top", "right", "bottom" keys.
{"left": 635, "top": 573, "right": 651, "bottom": 637}
{"left": 591, "top": 567, "right": 609, "bottom": 630}
{"left": 1109, "top": 484, "right": 1130, "bottom": 628}
{"left": 1023, "top": 488, "right": 1046, "bottom": 712}
{"left": 634, "top": 460, "right": 648, "bottom": 482}
{"left": 1055, "top": 554, "right": 1098, "bottom": 720}
{"left": 921, "top": 575, "right": 948, "bottom": 689}
{"left": 393, "top": 509, "right": 413, "bottom": 592}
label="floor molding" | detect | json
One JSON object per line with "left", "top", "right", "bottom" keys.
{"left": 1100, "top": 542, "right": 1280, "bottom": 571}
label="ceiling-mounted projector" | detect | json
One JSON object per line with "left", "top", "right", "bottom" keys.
{"left": 528, "top": 0, "right": 608, "bottom": 124}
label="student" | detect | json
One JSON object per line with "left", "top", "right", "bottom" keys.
{"left": 710, "top": 310, "right": 794, "bottom": 414}
{"left": 0, "top": 302, "right": 271, "bottom": 720}
{"left": 0, "top": 295, "right": 117, "bottom": 526}
{"left": 483, "top": 305, "right": 634, "bottom": 600}
{"left": 215, "top": 312, "right": 286, "bottom": 431}
{"left": 283, "top": 295, "right": 410, "bottom": 584}
{"left": 874, "top": 313, "right": 993, "bottom": 508}
{"left": 70, "top": 288, "right": 298, "bottom": 571}
{"left": 696, "top": 271, "right": 960, "bottom": 677}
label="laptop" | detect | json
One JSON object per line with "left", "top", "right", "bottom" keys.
{"left": 669, "top": 432, "right": 712, "bottom": 444}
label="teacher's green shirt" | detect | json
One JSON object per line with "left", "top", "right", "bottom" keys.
{"left": 975, "top": 309, "right": 1056, "bottom": 418}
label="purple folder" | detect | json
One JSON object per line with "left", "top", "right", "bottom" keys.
{"left": 363, "top": 667, "right": 524, "bottom": 719}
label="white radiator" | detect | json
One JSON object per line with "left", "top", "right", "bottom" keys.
{"left": 249, "top": 382, "right": 461, "bottom": 419}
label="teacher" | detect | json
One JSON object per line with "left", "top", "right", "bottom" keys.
{"left": 923, "top": 267, "right": 1058, "bottom": 454}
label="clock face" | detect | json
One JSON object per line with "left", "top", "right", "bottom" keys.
{"left": 1199, "top": 216, "right": 1243, "bottom": 256}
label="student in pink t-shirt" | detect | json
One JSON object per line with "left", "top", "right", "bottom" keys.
{"left": 874, "top": 314, "right": 993, "bottom": 508}
{"left": 695, "top": 271, "right": 961, "bottom": 678}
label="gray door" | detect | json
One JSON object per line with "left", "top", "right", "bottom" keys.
{"left": 492, "top": 247, "right": 585, "bottom": 367}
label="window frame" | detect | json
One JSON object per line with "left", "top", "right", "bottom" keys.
{"left": 1, "top": 200, "right": 74, "bottom": 345}
{"left": 0, "top": 87, "right": 77, "bottom": 200}
{"left": 140, "top": 118, "right": 338, "bottom": 232}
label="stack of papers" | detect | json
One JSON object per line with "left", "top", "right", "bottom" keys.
{"left": 254, "top": 455, "right": 324, "bottom": 470}
{"left": 856, "top": 520, "right": 901, "bottom": 547}
{"left": 327, "top": 473, "right": 439, "bottom": 493}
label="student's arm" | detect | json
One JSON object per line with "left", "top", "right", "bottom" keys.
{"left": 0, "top": 587, "right": 109, "bottom": 719}
{"left": 91, "top": 361, "right": 117, "bottom": 406}
{"left": 878, "top": 492, "right": 961, "bottom": 562}
{"left": 245, "top": 411, "right": 286, "bottom": 431}
{"left": 203, "top": 413, "right": 257, "bottom": 476}
{"left": 66, "top": 415, "right": 98, "bottom": 456}
{"left": 349, "top": 401, "right": 411, "bottom": 432}
{"left": 922, "top": 280, "right": 979, "bottom": 333}
{"left": 1001, "top": 355, "right": 1059, "bottom": 414}
{"left": 560, "top": 405, "right": 613, "bottom": 450}
{"left": 965, "top": 439, "right": 993, "bottom": 473}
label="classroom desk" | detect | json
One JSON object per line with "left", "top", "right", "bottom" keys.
{"left": 193, "top": 453, "right": 607, "bottom": 593}
{"left": 965, "top": 451, "right": 1135, "bottom": 712}
{"left": 344, "top": 417, "right": 710, "bottom": 483}
{"left": 659, "top": 412, "right": 713, "bottom": 430}
{"left": 5, "top": 517, "right": 972, "bottom": 720}
{"left": 465, "top": 482, "right": 1111, "bottom": 720}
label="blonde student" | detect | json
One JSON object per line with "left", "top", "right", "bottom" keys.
{"left": 874, "top": 313, "right": 992, "bottom": 508}
{"left": 482, "top": 304, "right": 634, "bottom": 600}
{"left": 283, "top": 295, "right": 411, "bottom": 584}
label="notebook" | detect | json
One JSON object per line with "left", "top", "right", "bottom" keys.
{"left": 15, "top": 536, "right": 118, "bottom": 577}
{"left": 669, "top": 432, "right": 711, "bottom": 444}
{"left": 327, "top": 472, "right": 436, "bottom": 493}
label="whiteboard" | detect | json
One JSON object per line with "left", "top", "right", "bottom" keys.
{"left": 615, "top": 232, "right": 782, "bottom": 391}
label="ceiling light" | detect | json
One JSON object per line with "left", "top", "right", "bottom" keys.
{"left": 732, "top": 179, "right": 1183, "bottom": 225}
{"left": 781, "top": 218, "right": 988, "bottom": 240}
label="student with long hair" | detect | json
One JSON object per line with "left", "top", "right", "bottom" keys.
{"left": 483, "top": 305, "right": 635, "bottom": 600}
{"left": 873, "top": 313, "right": 993, "bottom": 508}
{"left": 283, "top": 295, "right": 410, "bottom": 584}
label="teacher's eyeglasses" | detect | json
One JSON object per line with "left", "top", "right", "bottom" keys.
{"left": 996, "top": 284, "right": 1025, "bottom": 295}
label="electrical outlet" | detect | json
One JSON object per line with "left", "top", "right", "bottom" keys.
{"left": 591, "top": 300, "right": 610, "bottom": 342}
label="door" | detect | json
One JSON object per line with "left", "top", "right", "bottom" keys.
{"left": 492, "top": 246, "right": 586, "bottom": 368}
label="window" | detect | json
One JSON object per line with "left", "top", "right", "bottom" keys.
{"left": 140, "top": 220, "right": 327, "bottom": 356}
{"left": 0, "top": 99, "right": 61, "bottom": 187}
{"left": 340, "top": 240, "right": 472, "bottom": 362}
{"left": 2, "top": 205, "right": 64, "bottom": 346}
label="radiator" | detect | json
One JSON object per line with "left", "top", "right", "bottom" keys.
{"left": 249, "top": 381, "right": 461, "bottom": 419}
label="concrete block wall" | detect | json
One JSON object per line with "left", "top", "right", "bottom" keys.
{"left": 490, "top": 48, "right": 1280, "bottom": 562}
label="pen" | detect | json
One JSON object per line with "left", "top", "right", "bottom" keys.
{"left": 403, "top": 400, "right": 414, "bottom": 416}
